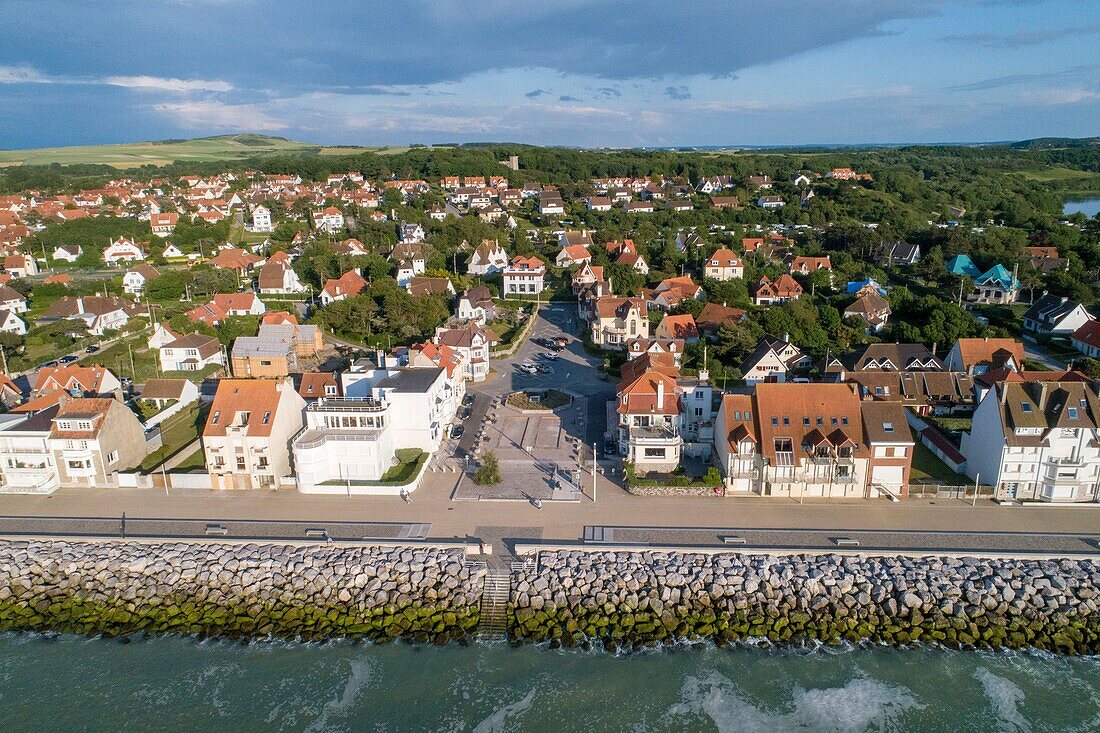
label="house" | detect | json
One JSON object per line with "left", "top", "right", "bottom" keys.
{"left": 538, "top": 192, "right": 565, "bottom": 216}
{"left": 320, "top": 269, "right": 368, "bottom": 305}
{"left": 748, "top": 174, "right": 773, "bottom": 189}
{"left": 740, "top": 335, "right": 812, "bottom": 384}
{"left": 752, "top": 275, "right": 802, "bottom": 305}
{"left": 208, "top": 247, "right": 262, "bottom": 275}
{"left": 945, "top": 338, "right": 1025, "bottom": 376}
{"left": 625, "top": 201, "right": 654, "bottom": 213}
{"left": 312, "top": 206, "right": 345, "bottom": 233}
{"left": 644, "top": 275, "right": 703, "bottom": 311}
{"left": 295, "top": 372, "right": 340, "bottom": 401}
{"left": 757, "top": 195, "right": 784, "bottom": 209}
{"left": 946, "top": 254, "right": 981, "bottom": 278}
{"left": 1072, "top": 321, "right": 1100, "bottom": 359}
{"left": 790, "top": 173, "right": 813, "bottom": 187}
{"left": 147, "top": 323, "right": 181, "bottom": 349}
{"left": 570, "top": 263, "right": 605, "bottom": 294}
{"left": 586, "top": 196, "right": 612, "bottom": 212}
{"left": 34, "top": 365, "right": 121, "bottom": 398}
{"left": 434, "top": 322, "right": 496, "bottom": 382}
{"left": 467, "top": 239, "right": 509, "bottom": 276}
{"left": 213, "top": 292, "right": 266, "bottom": 317}
{"left": 879, "top": 241, "right": 922, "bottom": 267}
{"left": 717, "top": 383, "right": 912, "bottom": 498}
{"left": 42, "top": 273, "right": 71, "bottom": 287}
{"left": 832, "top": 343, "right": 945, "bottom": 375}
{"left": 390, "top": 242, "right": 427, "bottom": 286}
{"left": 159, "top": 332, "right": 224, "bottom": 372}
{"left": 590, "top": 297, "right": 649, "bottom": 349}
{"left": 615, "top": 355, "right": 683, "bottom": 473}
{"left": 0, "top": 309, "right": 27, "bottom": 335}
{"left": 398, "top": 222, "right": 426, "bottom": 244}
{"left": 257, "top": 260, "right": 307, "bottom": 295}
{"left": 3, "top": 254, "right": 38, "bottom": 278}
{"left": 973, "top": 264, "right": 1020, "bottom": 304}
{"left": 102, "top": 237, "right": 145, "bottom": 264}
{"left": 616, "top": 251, "right": 650, "bottom": 275}
{"left": 710, "top": 196, "right": 740, "bottom": 210}
{"left": 555, "top": 244, "right": 592, "bottom": 268}
{"left": 39, "top": 296, "right": 139, "bottom": 335}
{"left": 334, "top": 237, "right": 369, "bottom": 257}
{"left": 150, "top": 212, "right": 178, "bottom": 236}
{"left": 230, "top": 323, "right": 322, "bottom": 378}
{"left": 122, "top": 264, "right": 160, "bottom": 296}
{"left": 703, "top": 248, "right": 744, "bottom": 281}
{"left": 788, "top": 255, "right": 832, "bottom": 275}
{"left": 249, "top": 205, "right": 273, "bottom": 233}
{"left": 655, "top": 314, "right": 699, "bottom": 343}
{"left": 502, "top": 256, "right": 546, "bottom": 298}
{"left": 695, "top": 303, "right": 747, "bottom": 338}
{"left": 52, "top": 244, "right": 82, "bottom": 263}
{"left": 138, "top": 378, "right": 199, "bottom": 413}
{"left": 674, "top": 231, "right": 705, "bottom": 252}
{"left": 455, "top": 286, "right": 497, "bottom": 324}
{"left": 961, "top": 379, "right": 1100, "bottom": 502}
{"left": 341, "top": 362, "right": 459, "bottom": 453}
{"left": 844, "top": 291, "right": 892, "bottom": 332}
{"left": 407, "top": 276, "right": 456, "bottom": 297}
{"left": 625, "top": 338, "right": 685, "bottom": 366}
{"left": 0, "top": 285, "right": 27, "bottom": 313}
{"left": 1022, "top": 294, "right": 1092, "bottom": 336}
{"left": 202, "top": 378, "right": 306, "bottom": 490}
{"left": 262, "top": 311, "right": 298, "bottom": 326}
{"left": 49, "top": 398, "right": 147, "bottom": 486}
{"left": 162, "top": 243, "right": 185, "bottom": 259}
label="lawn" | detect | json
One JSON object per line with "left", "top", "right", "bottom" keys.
{"left": 172, "top": 447, "right": 207, "bottom": 472}
{"left": 507, "top": 389, "right": 572, "bottom": 411}
{"left": 139, "top": 404, "right": 207, "bottom": 471}
{"left": 319, "top": 448, "right": 427, "bottom": 487}
{"left": 909, "top": 429, "right": 968, "bottom": 485}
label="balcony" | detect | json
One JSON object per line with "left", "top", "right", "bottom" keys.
{"left": 307, "top": 397, "right": 388, "bottom": 414}
{"left": 628, "top": 425, "right": 681, "bottom": 444}
{"left": 1046, "top": 455, "right": 1083, "bottom": 467}
{"left": 292, "top": 428, "right": 383, "bottom": 451}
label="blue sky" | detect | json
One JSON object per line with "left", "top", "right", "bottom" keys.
{"left": 1, "top": 0, "right": 1098, "bottom": 149}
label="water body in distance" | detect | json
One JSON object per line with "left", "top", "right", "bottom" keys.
{"left": 1063, "top": 198, "right": 1100, "bottom": 218}
{"left": 2, "top": 634, "right": 1098, "bottom": 732}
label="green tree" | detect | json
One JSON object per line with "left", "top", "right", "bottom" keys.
{"left": 473, "top": 450, "right": 501, "bottom": 485}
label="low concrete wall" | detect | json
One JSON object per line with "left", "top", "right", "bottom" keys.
{"left": 625, "top": 484, "right": 723, "bottom": 497}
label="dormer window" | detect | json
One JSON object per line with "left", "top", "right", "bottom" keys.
{"left": 883, "top": 422, "right": 895, "bottom": 433}
{"left": 262, "top": 411, "right": 271, "bottom": 425}
{"left": 1021, "top": 403, "right": 1032, "bottom": 413}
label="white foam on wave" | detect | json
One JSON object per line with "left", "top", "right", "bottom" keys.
{"left": 975, "top": 668, "right": 1031, "bottom": 733}
{"left": 303, "top": 658, "right": 375, "bottom": 733}
{"left": 666, "top": 671, "right": 922, "bottom": 733}
{"left": 472, "top": 688, "right": 537, "bottom": 733}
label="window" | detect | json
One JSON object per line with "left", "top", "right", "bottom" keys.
{"left": 816, "top": 417, "right": 824, "bottom": 426}
{"left": 831, "top": 417, "right": 838, "bottom": 426}
{"left": 803, "top": 417, "right": 810, "bottom": 426}
{"left": 262, "top": 411, "right": 271, "bottom": 425}
{"left": 841, "top": 417, "right": 849, "bottom": 426}
{"left": 212, "top": 411, "right": 221, "bottom": 424}
{"left": 883, "top": 422, "right": 895, "bottom": 433}
{"left": 783, "top": 417, "right": 790, "bottom": 426}
{"left": 1068, "top": 407, "right": 1079, "bottom": 419}
{"left": 1021, "top": 403, "right": 1032, "bottom": 413}
{"left": 771, "top": 417, "right": 779, "bottom": 426}
{"left": 643, "top": 447, "right": 665, "bottom": 458}
{"left": 106, "top": 450, "right": 119, "bottom": 464}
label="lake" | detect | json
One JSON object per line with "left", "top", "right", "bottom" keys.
{"left": 1, "top": 633, "right": 1098, "bottom": 731}
{"left": 1063, "top": 198, "right": 1100, "bottom": 217}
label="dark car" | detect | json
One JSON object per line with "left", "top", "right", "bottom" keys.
{"left": 536, "top": 364, "right": 552, "bottom": 374}
{"left": 450, "top": 424, "right": 465, "bottom": 440}
{"left": 462, "top": 393, "right": 475, "bottom": 407}
{"left": 35, "top": 360, "right": 58, "bottom": 371}
{"left": 550, "top": 343, "right": 565, "bottom": 352}
{"left": 460, "top": 407, "right": 472, "bottom": 420}
{"left": 603, "top": 436, "right": 618, "bottom": 456}
{"left": 84, "top": 345, "right": 99, "bottom": 354}
{"left": 59, "top": 355, "right": 79, "bottom": 365}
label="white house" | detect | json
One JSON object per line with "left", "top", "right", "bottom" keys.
{"left": 52, "top": 245, "right": 82, "bottom": 263}
{"left": 1021, "top": 294, "right": 1092, "bottom": 336}
{"left": 961, "top": 378, "right": 1100, "bottom": 502}
{"left": 122, "top": 264, "right": 160, "bottom": 296}
{"left": 0, "top": 309, "right": 27, "bottom": 335}
{"left": 249, "top": 205, "right": 273, "bottom": 233}
{"left": 291, "top": 396, "right": 396, "bottom": 494}
{"left": 502, "top": 256, "right": 546, "bottom": 298}
{"left": 0, "top": 285, "right": 28, "bottom": 314}
{"left": 103, "top": 237, "right": 145, "bottom": 265}
{"left": 466, "top": 239, "right": 509, "bottom": 276}
{"left": 703, "top": 248, "right": 744, "bottom": 281}
{"left": 312, "top": 206, "right": 345, "bottom": 233}
{"left": 159, "top": 332, "right": 225, "bottom": 372}
{"left": 740, "top": 335, "right": 812, "bottom": 384}
{"left": 341, "top": 362, "right": 458, "bottom": 453}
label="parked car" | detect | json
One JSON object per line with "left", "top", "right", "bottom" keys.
{"left": 59, "top": 355, "right": 79, "bottom": 365}
{"left": 460, "top": 407, "right": 472, "bottom": 420}
{"left": 84, "top": 345, "right": 99, "bottom": 354}
{"left": 450, "top": 424, "right": 465, "bottom": 440}
{"left": 462, "top": 393, "right": 475, "bottom": 407}
{"left": 553, "top": 336, "right": 568, "bottom": 347}
{"left": 536, "top": 364, "right": 552, "bottom": 374}
{"left": 35, "top": 360, "right": 58, "bottom": 371}
{"left": 603, "top": 436, "right": 618, "bottom": 456}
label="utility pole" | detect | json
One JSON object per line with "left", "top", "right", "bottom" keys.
{"left": 128, "top": 344, "right": 136, "bottom": 378}
{"left": 592, "top": 441, "right": 597, "bottom": 503}
{"left": 0, "top": 345, "right": 7, "bottom": 375}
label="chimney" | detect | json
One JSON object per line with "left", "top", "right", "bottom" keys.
{"left": 76, "top": 298, "right": 84, "bottom": 315}
{"left": 656, "top": 377, "right": 665, "bottom": 407}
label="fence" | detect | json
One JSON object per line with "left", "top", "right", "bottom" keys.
{"left": 908, "top": 482, "right": 996, "bottom": 500}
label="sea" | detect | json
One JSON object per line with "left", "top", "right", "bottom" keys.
{"left": 1, "top": 634, "right": 1097, "bottom": 732}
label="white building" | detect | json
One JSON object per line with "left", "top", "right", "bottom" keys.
{"left": 961, "top": 378, "right": 1100, "bottom": 502}
{"left": 502, "top": 256, "right": 546, "bottom": 298}
{"left": 291, "top": 397, "right": 396, "bottom": 494}
{"left": 249, "top": 205, "right": 274, "bottom": 233}
{"left": 103, "top": 237, "right": 145, "bottom": 265}
{"left": 341, "top": 360, "right": 458, "bottom": 453}
{"left": 466, "top": 239, "right": 509, "bottom": 276}
{"left": 0, "top": 408, "right": 60, "bottom": 494}
{"left": 159, "top": 332, "right": 225, "bottom": 372}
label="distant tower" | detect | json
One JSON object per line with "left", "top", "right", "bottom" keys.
{"left": 508, "top": 155, "right": 519, "bottom": 171}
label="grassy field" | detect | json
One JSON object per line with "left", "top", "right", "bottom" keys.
{"left": 1010, "top": 166, "right": 1100, "bottom": 183}
{"left": 139, "top": 404, "right": 207, "bottom": 471}
{"left": 909, "top": 429, "right": 968, "bottom": 486}
{"left": 0, "top": 134, "right": 382, "bottom": 169}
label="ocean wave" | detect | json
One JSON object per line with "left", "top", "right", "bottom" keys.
{"left": 303, "top": 658, "right": 375, "bottom": 733}
{"left": 975, "top": 668, "right": 1030, "bottom": 733}
{"left": 472, "top": 688, "right": 537, "bottom": 733}
{"left": 665, "top": 671, "right": 922, "bottom": 733}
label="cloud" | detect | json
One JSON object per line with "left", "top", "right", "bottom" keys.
{"left": 664, "top": 85, "right": 691, "bottom": 100}
{"left": 594, "top": 87, "right": 621, "bottom": 98}
{"left": 948, "top": 64, "right": 1100, "bottom": 91}
{"left": 524, "top": 89, "right": 548, "bottom": 98}
{"left": 941, "top": 23, "right": 1100, "bottom": 48}
{"left": 149, "top": 100, "right": 287, "bottom": 131}
{"left": 0, "top": 65, "right": 52, "bottom": 84}
{"left": 102, "top": 75, "right": 234, "bottom": 92}
{"left": 558, "top": 95, "right": 581, "bottom": 102}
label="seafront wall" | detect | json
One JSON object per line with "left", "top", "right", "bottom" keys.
{"left": 511, "top": 551, "right": 1100, "bottom": 654}
{"left": 0, "top": 540, "right": 1097, "bottom": 653}
{"left": 0, "top": 540, "right": 483, "bottom": 643}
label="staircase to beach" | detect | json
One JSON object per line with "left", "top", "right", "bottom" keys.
{"left": 478, "top": 568, "right": 512, "bottom": 640}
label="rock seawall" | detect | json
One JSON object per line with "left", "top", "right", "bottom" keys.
{"left": 511, "top": 551, "right": 1100, "bottom": 654}
{"left": 0, "top": 540, "right": 483, "bottom": 643}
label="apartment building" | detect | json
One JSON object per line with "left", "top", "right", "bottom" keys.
{"left": 502, "top": 256, "right": 546, "bottom": 297}
{"left": 615, "top": 354, "right": 683, "bottom": 473}
{"left": 590, "top": 296, "right": 648, "bottom": 349}
{"left": 48, "top": 398, "right": 147, "bottom": 487}
{"left": 202, "top": 378, "right": 306, "bottom": 490}
{"left": 961, "top": 378, "right": 1100, "bottom": 502}
{"left": 0, "top": 406, "right": 60, "bottom": 494}
{"left": 292, "top": 396, "right": 395, "bottom": 493}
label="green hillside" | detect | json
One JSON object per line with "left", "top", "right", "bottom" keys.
{"left": 0, "top": 134, "right": 382, "bottom": 168}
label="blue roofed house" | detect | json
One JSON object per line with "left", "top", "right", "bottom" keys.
{"left": 973, "top": 264, "right": 1020, "bottom": 304}
{"left": 846, "top": 279, "right": 887, "bottom": 296}
{"left": 946, "top": 254, "right": 980, "bottom": 278}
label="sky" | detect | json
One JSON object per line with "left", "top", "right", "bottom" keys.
{"left": 1, "top": 0, "right": 1098, "bottom": 149}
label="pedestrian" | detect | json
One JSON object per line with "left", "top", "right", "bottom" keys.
{"left": 533, "top": 498, "right": 543, "bottom": 510}
{"left": 400, "top": 488, "right": 411, "bottom": 504}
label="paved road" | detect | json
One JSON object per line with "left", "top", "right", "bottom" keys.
{"left": 1024, "top": 341, "right": 1070, "bottom": 370}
